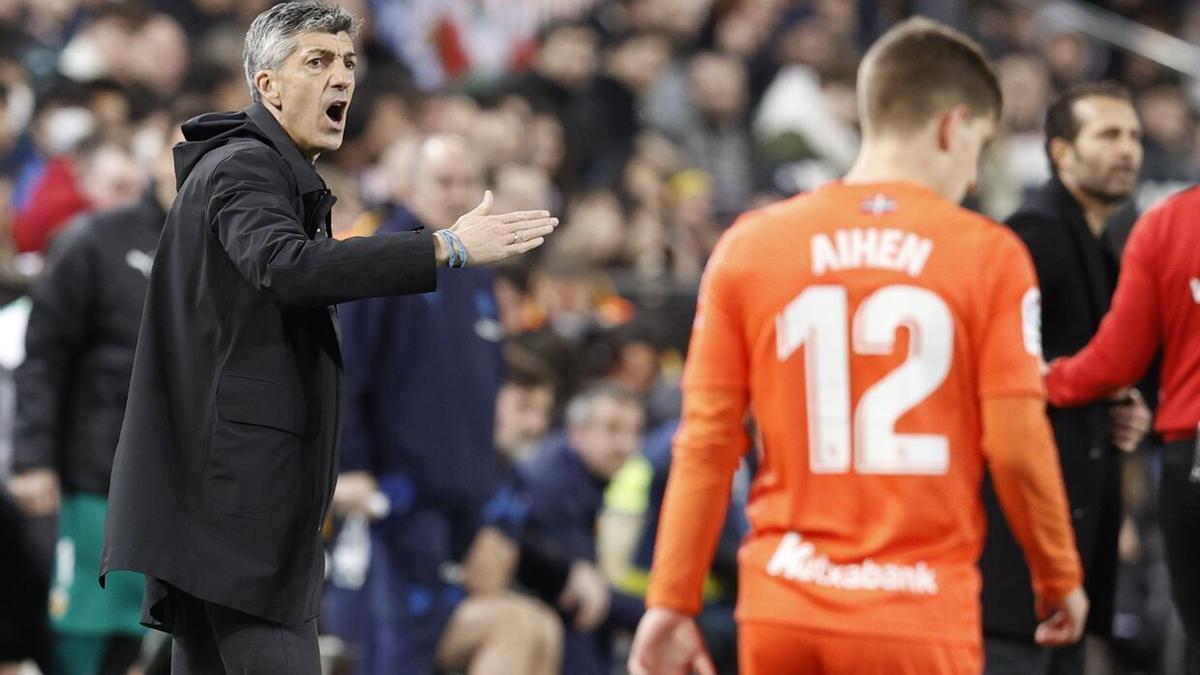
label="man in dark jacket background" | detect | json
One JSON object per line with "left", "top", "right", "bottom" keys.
{"left": 981, "top": 81, "right": 1153, "bottom": 675}
{"left": 7, "top": 114, "right": 187, "bottom": 675}
{"left": 99, "top": 2, "right": 557, "bottom": 672}
{"left": 328, "top": 133, "right": 563, "bottom": 675}
{"left": 521, "top": 382, "right": 647, "bottom": 675}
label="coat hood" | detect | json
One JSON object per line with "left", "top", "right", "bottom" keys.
{"left": 172, "top": 103, "right": 325, "bottom": 195}
{"left": 174, "top": 109, "right": 269, "bottom": 188}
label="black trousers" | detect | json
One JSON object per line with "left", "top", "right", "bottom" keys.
{"left": 983, "top": 635, "right": 1083, "bottom": 675}
{"left": 1161, "top": 440, "right": 1200, "bottom": 672}
{"left": 162, "top": 588, "right": 320, "bottom": 675}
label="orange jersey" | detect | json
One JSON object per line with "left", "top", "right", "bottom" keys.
{"left": 648, "top": 181, "right": 1079, "bottom": 645}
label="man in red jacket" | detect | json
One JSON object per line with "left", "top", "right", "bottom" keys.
{"left": 1045, "top": 185, "right": 1200, "bottom": 670}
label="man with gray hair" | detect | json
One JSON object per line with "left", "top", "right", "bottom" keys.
{"left": 99, "top": 3, "right": 557, "bottom": 672}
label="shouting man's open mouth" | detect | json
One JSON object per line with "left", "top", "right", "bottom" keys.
{"left": 325, "top": 99, "right": 347, "bottom": 128}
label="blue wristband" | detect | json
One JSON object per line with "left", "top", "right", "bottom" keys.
{"left": 435, "top": 230, "right": 461, "bottom": 268}
{"left": 443, "top": 230, "right": 469, "bottom": 268}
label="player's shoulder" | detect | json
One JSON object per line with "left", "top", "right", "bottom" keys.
{"left": 710, "top": 193, "right": 809, "bottom": 259}
{"left": 937, "top": 201, "right": 1028, "bottom": 258}
{"left": 1141, "top": 184, "right": 1200, "bottom": 222}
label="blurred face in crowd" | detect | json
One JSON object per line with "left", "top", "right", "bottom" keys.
{"left": 527, "top": 114, "right": 565, "bottom": 174}
{"left": 472, "top": 108, "right": 524, "bottom": 167}
{"left": 495, "top": 381, "right": 555, "bottom": 461}
{"left": 494, "top": 164, "right": 553, "bottom": 214}
{"left": 256, "top": 30, "right": 356, "bottom": 160}
{"left": 1139, "top": 87, "right": 1189, "bottom": 147}
{"left": 612, "top": 340, "right": 658, "bottom": 394}
{"left": 537, "top": 26, "right": 598, "bottom": 91}
{"left": 606, "top": 34, "right": 671, "bottom": 93}
{"left": 997, "top": 54, "right": 1050, "bottom": 132}
{"left": 132, "top": 15, "right": 189, "bottom": 96}
{"left": 569, "top": 394, "right": 644, "bottom": 480}
{"left": 409, "top": 135, "right": 484, "bottom": 231}
{"left": 1054, "top": 96, "right": 1142, "bottom": 205}
{"left": 88, "top": 88, "right": 132, "bottom": 138}
{"left": 80, "top": 143, "right": 148, "bottom": 212}
{"left": 1044, "top": 32, "right": 1089, "bottom": 84}
{"left": 689, "top": 53, "right": 746, "bottom": 124}
{"left": 378, "top": 137, "right": 420, "bottom": 207}
{"left": 557, "top": 191, "right": 625, "bottom": 266}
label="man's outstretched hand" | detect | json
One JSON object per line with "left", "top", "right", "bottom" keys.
{"left": 628, "top": 607, "right": 717, "bottom": 675}
{"left": 437, "top": 191, "right": 558, "bottom": 266}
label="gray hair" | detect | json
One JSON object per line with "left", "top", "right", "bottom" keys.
{"left": 565, "top": 381, "right": 642, "bottom": 428}
{"left": 243, "top": 1, "right": 358, "bottom": 103}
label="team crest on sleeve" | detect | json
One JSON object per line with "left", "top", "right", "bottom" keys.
{"left": 1021, "top": 288, "right": 1042, "bottom": 357}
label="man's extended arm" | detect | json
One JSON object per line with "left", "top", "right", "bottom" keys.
{"left": 210, "top": 148, "right": 556, "bottom": 309}
{"left": 1046, "top": 212, "right": 1162, "bottom": 405}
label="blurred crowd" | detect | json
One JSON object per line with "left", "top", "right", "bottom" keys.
{"left": 1, "top": 0, "right": 1200, "bottom": 319}
{"left": 1, "top": 0, "right": 1199, "bottom": 673}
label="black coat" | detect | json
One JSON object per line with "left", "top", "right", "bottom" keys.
{"left": 980, "top": 177, "right": 1124, "bottom": 640}
{"left": 100, "top": 103, "right": 437, "bottom": 624}
{"left": 13, "top": 193, "right": 164, "bottom": 496}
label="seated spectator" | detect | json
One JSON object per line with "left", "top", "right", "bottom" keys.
{"left": 327, "top": 134, "right": 560, "bottom": 675}
{"left": 520, "top": 383, "right": 648, "bottom": 675}
{"left": 601, "top": 417, "right": 747, "bottom": 675}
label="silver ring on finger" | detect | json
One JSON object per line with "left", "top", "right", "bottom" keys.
{"left": 513, "top": 232, "right": 521, "bottom": 245}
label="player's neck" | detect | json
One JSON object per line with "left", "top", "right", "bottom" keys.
{"left": 844, "top": 140, "right": 952, "bottom": 202}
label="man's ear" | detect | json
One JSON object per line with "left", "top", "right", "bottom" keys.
{"left": 936, "top": 105, "right": 970, "bottom": 152}
{"left": 255, "top": 70, "right": 282, "bottom": 108}
{"left": 1048, "top": 137, "right": 1071, "bottom": 173}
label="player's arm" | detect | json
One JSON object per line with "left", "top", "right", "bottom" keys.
{"left": 982, "top": 396, "right": 1085, "bottom": 642}
{"left": 1046, "top": 212, "right": 1162, "bottom": 406}
{"left": 630, "top": 230, "right": 749, "bottom": 675}
{"left": 645, "top": 236, "right": 749, "bottom": 616}
{"left": 975, "top": 230, "right": 1086, "bottom": 645}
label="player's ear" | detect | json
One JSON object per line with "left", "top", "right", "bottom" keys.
{"left": 935, "top": 105, "right": 969, "bottom": 153}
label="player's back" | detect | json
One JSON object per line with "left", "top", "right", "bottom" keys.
{"left": 720, "top": 180, "right": 1042, "bottom": 644}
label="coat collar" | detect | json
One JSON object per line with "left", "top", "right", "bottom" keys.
{"left": 244, "top": 102, "right": 326, "bottom": 195}
{"left": 1042, "top": 175, "right": 1118, "bottom": 318}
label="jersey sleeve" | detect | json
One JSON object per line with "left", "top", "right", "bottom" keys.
{"left": 646, "top": 227, "right": 752, "bottom": 615}
{"left": 679, "top": 227, "right": 750, "bottom": 392}
{"left": 982, "top": 396, "right": 1082, "bottom": 603}
{"left": 1046, "top": 211, "right": 1162, "bottom": 406}
{"left": 975, "top": 229, "right": 1046, "bottom": 399}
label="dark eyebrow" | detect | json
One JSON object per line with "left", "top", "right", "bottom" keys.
{"left": 302, "top": 48, "right": 356, "bottom": 61}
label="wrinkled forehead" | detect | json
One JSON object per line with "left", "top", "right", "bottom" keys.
{"left": 289, "top": 30, "right": 356, "bottom": 60}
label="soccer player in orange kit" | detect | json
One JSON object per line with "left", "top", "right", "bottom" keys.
{"left": 627, "top": 17, "right": 1089, "bottom": 675}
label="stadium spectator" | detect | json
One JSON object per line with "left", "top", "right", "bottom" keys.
{"left": 494, "top": 347, "right": 557, "bottom": 463}
{"left": 566, "top": 31, "right": 671, "bottom": 189}
{"left": 332, "top": 133, "right": 561, "bottom": 675}
{"left": 521, "top": 382, "right": 647, "bottom": 675}
{"left": 506, "top": 21, "right": 599, "bottom": 121}
{"left": 658, "top": 52, "right": 756, "bottom": 222}
{"left": 981, "top": 81, "right": 1153, "bottom": 675}
{"left": 603, "top": 417, "right": 746, "bottom": 675}
{"left": 6, "top": 118, "right": 178, "bottom": 675}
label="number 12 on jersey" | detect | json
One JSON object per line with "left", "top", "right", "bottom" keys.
{"left": 776, "top": 284, "right": 954, "bottom": 476}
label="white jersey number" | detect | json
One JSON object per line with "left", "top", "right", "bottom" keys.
{"left": 776, "top": 284, "right": 953, "bottom": 475}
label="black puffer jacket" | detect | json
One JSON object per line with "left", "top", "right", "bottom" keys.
{"left": 13, "top": 192, "right": 165, "bottom": 496}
